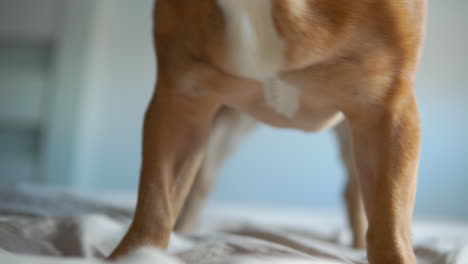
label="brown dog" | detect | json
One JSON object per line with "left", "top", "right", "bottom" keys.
{"left": 110, "top": 1, "right": 426, "bottom": 263}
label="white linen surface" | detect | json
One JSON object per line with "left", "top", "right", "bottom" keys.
{"left": 0, "top": 186, "right": 467, "bottom": 264}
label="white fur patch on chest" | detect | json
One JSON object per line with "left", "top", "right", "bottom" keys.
{"left": 217, "top": 0, "right": 300, "bottom": 117}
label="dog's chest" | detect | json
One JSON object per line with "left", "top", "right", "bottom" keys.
{"left": 217, "top": 0, "right": 300, "bottom": 118}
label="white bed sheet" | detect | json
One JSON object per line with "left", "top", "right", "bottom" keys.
{"left": 0, "top": 186, "right": 467, "bottom": 264}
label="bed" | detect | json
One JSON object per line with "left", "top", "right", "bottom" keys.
{"left": 0, "top": 185, "right": 467, "bottom": 264}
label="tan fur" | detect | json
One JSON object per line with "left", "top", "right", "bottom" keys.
{"left": 110, "top": 1, "right": 426, "bottom": 263}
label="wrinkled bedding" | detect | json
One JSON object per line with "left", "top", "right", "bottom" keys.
{"left": 0, "top": 186, "right": 467, "bottom": 264}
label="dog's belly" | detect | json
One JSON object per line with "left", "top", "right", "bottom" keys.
{"left": 233, "top": 82, "right": 345, "bottom": 132}
{"left": 247, "top": 106, "right": 345, "bottom": 132}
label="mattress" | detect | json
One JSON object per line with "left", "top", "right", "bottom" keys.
{"left": 0, "top": 186, "right": 467, "bottom": 264}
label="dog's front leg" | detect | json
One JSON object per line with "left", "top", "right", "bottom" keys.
{"left": 109, "top": 77, "right": 220, "bottom": 259}
{"left": 346, "top": 86, "right": 420, "bottom": 264}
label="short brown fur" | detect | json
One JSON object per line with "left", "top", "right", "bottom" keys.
{"left": 110, "top": 1, "right": 426, "bottom": 263}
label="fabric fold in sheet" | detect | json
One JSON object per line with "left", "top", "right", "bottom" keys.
{"left": 0, "top": 186, "right": 467, "bottom": 264}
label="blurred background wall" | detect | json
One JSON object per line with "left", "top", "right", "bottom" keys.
{"left": 0, "top": 0, "right": 467, "bottom": 220}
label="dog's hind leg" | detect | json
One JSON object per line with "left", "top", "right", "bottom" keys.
{"left": 335, "top": 121, "right": 367, "bottom": 249}
{"left": 175, "top": 107, "right": 256, "bottom": 232}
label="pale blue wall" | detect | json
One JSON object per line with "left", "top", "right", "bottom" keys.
{"left": 212, "top": 127, "right": 344, "bottom": 211}
{"left": 412, "top": 0, "right": 468, "bottom": 218}
{"left": 70, "top": 0, "right": 467, "bottom": 220}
